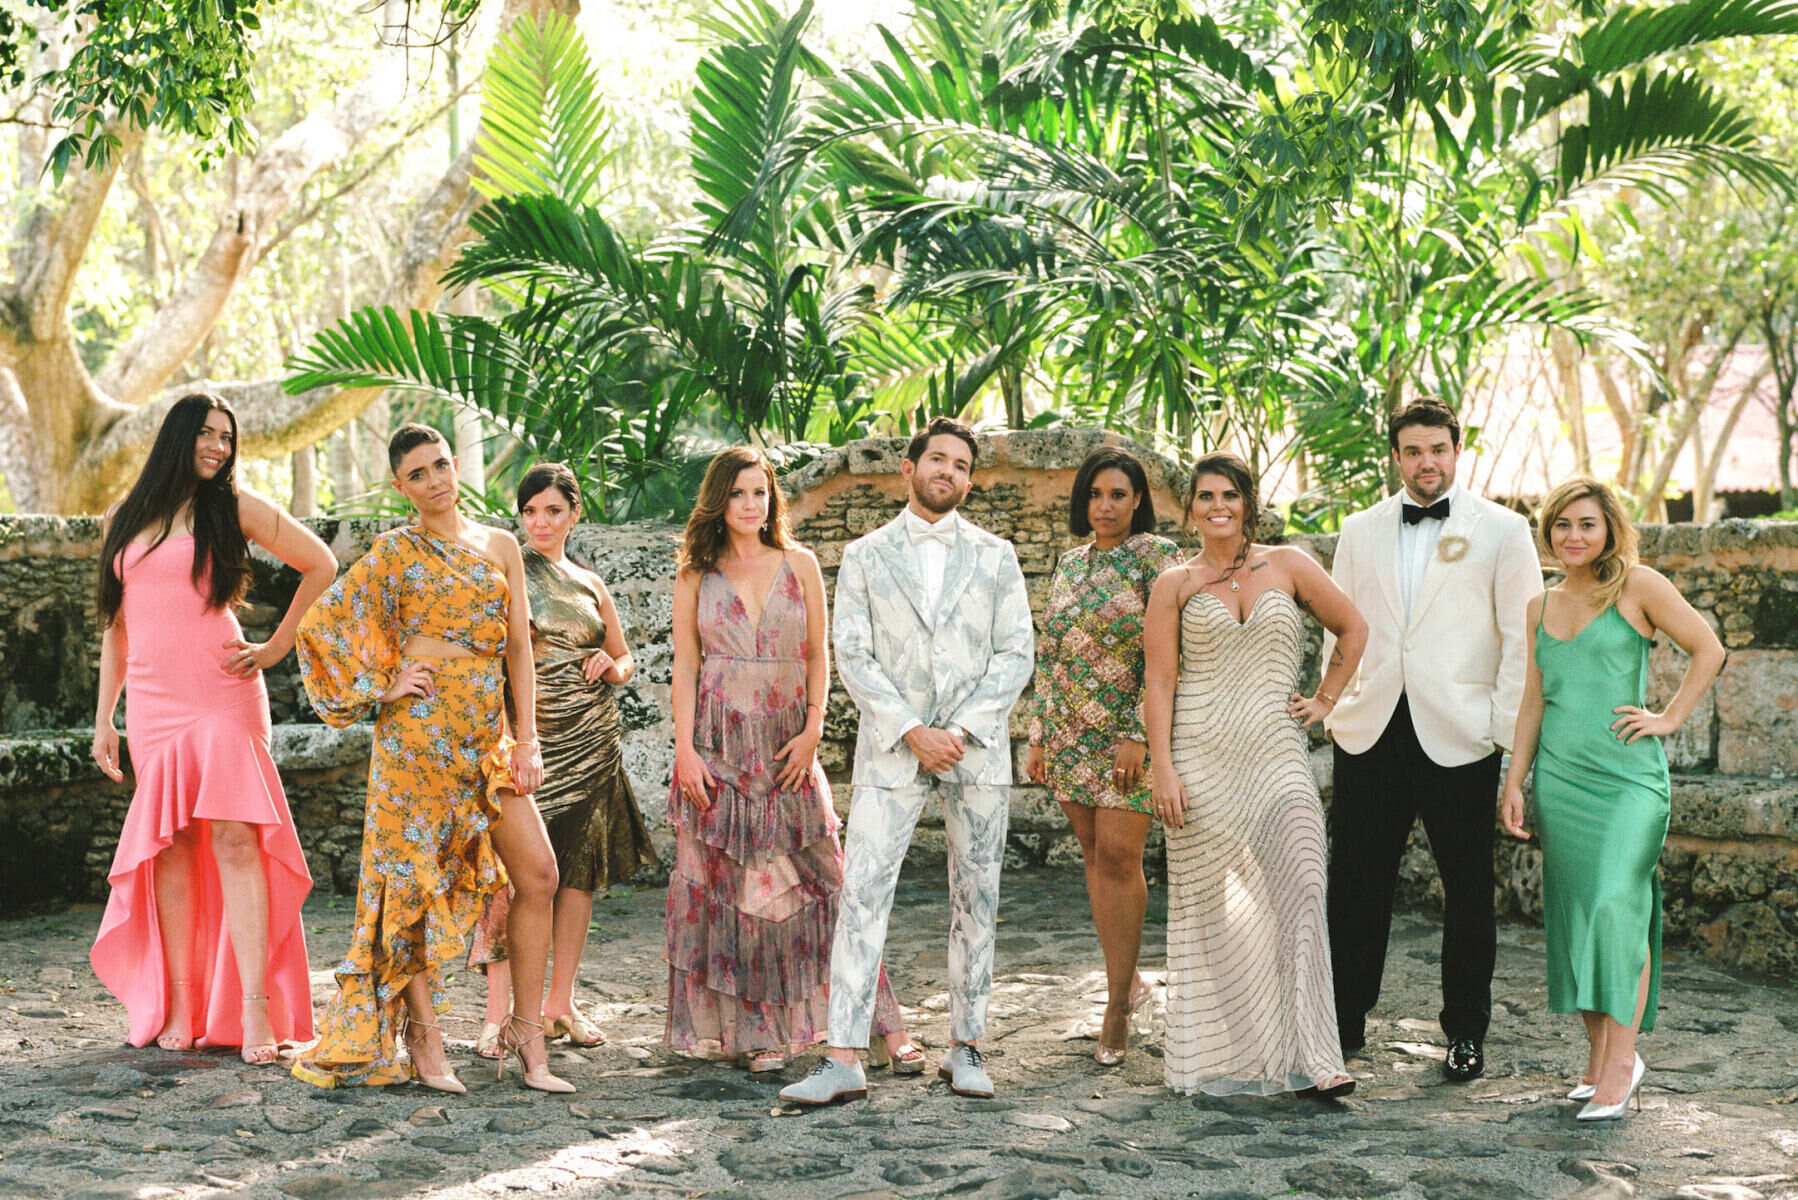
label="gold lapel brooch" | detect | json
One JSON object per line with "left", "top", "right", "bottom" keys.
{"left": 1436, "top": 535, "right": 1469, "bottom": 564}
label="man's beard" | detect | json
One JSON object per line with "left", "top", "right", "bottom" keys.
{"left": 912, "top": 476, "right": 961, "bottom": 515}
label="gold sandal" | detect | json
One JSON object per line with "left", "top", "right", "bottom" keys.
{"left": 545, "top": 1008, "right": 606, "bottom": 1047}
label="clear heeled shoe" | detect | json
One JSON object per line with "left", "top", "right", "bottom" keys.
{"left": 1577, "top": 1055, "right": 1646, "bottom": 1121}
{"left": 401, "top": 1015, "right": 466, "bottom": 1095}
{"left": 156, "top": 980, "right": 195, "bottom": 1052}
{"left": 499, "top": 1015, "right": 576, "bottom": 1093}
{"left": 239, "top": 991, "right": 279, "bottom": 1065}
{"left": 1095, "top": 978, "right": 1153, "bottom": 1066}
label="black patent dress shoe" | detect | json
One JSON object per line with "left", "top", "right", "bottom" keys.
{"left": 1443, "top": 1038, "right": 1484, "bottom": 1082}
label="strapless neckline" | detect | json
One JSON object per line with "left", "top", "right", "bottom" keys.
{"left": 1182, "top": 587, "right": 1293, "bottom": 628}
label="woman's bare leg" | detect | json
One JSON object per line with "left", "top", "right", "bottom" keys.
{"left": 489, "top": 790, "right": 559, "bottom": 1072}
{"left": 209, "top": 819, "right": 273, "bottom": 1054}
{"left": 152, "top": 825, "right": 201, "bottom": 1049}
{"left": 544, "top": 887, "right": 594, "bottom": 1020}
{"left": 1591, "top": 953, "right": 1653, "bottom": 1106}
{"left": 1067, "top": 803, "right": 1152, "bottom": 1050}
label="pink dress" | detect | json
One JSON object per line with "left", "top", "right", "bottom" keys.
{"left": 89, "top": 535, "right": 314, "bottom": 1048}
{"left": 664, "top": 558, "right": 904, "bottom": 1055}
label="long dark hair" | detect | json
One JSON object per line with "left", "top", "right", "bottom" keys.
{"left": 97, "top": 392, "right": 253, "bottom": 626}
{"left": 679, "top": 446, "right": 795, "bottom": 574}
{"left": 1184, "top": 452, "right": 1261, "bottom": 580}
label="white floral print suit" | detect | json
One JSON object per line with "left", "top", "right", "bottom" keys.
{"left": 828, "top": 510, "right": 1035, "bottom": 1047}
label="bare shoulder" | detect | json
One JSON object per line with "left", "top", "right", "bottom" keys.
{"left": 787, "top": 543, "right": 824, "bottom": 580}
{"left": 473, "top": 523, "right": 522, "bottom": 569}
{"left": 1263, "top": 543, "right": 1321, "bottom": 574}
{"left": 1149, "top": 557, "right": 1195, "bottom": 603}
{"left": 1622, "top": 563, "right": 1675, "bottom": 600}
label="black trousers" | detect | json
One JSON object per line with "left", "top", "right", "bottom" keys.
{"left": 1328, "top": 694, "right": 1500, "bottom": 1046}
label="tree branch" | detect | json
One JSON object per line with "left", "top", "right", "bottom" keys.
{"left": 93, "top": 36, "right": 415, "bottom": 408}
{"left": 12, "top": 125, "right": 146, "bottom": 338}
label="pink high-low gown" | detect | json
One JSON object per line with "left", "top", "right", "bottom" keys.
{"left": 89, "top": 534, "right": 315, "bottom": 1048}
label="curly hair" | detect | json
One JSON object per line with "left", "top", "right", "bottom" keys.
{"left": 1537, "top": 477, "right": 1637, "bottom": 612}
{"left": 678, "top": 446, "right": 796, "bottom": 574}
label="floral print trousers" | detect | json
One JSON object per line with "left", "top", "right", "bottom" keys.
{"left": 828, "top": 779, "right": 1009, "bottom": 1048}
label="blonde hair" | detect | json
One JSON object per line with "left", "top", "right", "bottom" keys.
{"left": 1537, "top": 477, "right": 1637, "bottom": 611}
{"left": 679, "top": 446, "right": 795, "bottom": 574}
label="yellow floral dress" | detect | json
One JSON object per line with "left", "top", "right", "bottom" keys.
{"left": 291, "top": 525, "right": 514, "bottom": 1088}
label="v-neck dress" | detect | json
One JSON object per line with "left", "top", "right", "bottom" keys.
{"left": 1162, "top": 588, "right": 1346, "bottom": 1095}
{"left": 1532, "top": 603, "right": 1667, "bottom": 1030}
{"left": 663, "top": 559, "right": 903, "bottom": 1055}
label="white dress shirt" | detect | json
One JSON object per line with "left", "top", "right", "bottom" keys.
{"left": 904, "top": 507, "right": 960, "bottom": 616}
{"left": 1395, "top": 484, "right": 1458, "bottom": 621}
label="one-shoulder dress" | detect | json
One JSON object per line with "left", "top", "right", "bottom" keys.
{"left": 292, "top": 525, "right": 513, "bottom": 1087}
{"left": 1162, "top": 589, "right": 1345, "bottom": 1095}
{"left": 664, "top": 558, "right": 904, "bottom": 1055}
{"left": 90, "top": 535, "right": 315, "bottom": 1048}
{"left": 1532, "top": 604, "right": 1668, "bottom": 1030}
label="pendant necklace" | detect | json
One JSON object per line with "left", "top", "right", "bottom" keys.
{"left": 1199, "top": 555, "right": 1240, "bottom": 591}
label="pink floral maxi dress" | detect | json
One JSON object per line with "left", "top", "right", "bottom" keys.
{"left": 664, "top": 558, "right": 903, "bottom": 1056}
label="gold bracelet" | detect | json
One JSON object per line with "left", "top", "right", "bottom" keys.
{"left": 1316, "top": 691, "right": 1336, "bottom": 704}
{"left": 806, "top": 702, "right": 822, "bottom": 711}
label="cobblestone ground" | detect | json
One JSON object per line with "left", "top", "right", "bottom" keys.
{"left": 3, "top": 867, "right": 1796, "bottom": 1200}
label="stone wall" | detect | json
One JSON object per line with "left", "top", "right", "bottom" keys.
{"left": 3, "top": 430, "right": 1796, "bottom": 974}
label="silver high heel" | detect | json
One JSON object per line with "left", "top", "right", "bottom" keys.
{"left": 1576, "top": 1054, "right": 1645, "bottom": 1121}
{"left": 1566, "top": 1080, "right": 1597, "bottom": 1101}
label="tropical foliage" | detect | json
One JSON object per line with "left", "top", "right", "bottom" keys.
{"left": 284, "top": 0, "right": 1798, "bottom": 523}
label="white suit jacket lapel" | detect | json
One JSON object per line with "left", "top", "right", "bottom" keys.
{"left": 1368, "top": 494, "right": 1405, "bottom": 627}
{"left": 936, "top": 521, "right": 977, "bottom": 625}
{"left": 873, "top": 514, "right": 935, "bottom": 628}
{"left": 1408, "top": 490, "right": 1484, "bottom": 630}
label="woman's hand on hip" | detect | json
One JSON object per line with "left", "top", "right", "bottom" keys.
{"left": 381, "top": 660, "right": 439, "bottom": 703}
{"left": 674, "top": 743, "right": 717, "bottom": 810}
{"left": 772, "top": 727, "right": 822, "bottom": 792}
{"left": 1610, "top": 705, "right": 1675, "bottom": 744}
{"left": 583, "top": 650, "right": 614, "bottom": 684}
{"left": 1287, "top": 690, "right": 1334, "bottom": 728}
{"left": 223, "top": 637, "right": 281, "bottom": 678}
{"left": 1112, "top": 738, "right": 1147, "bottom": 794}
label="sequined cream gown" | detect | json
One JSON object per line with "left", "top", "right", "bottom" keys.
{"left": 1162, "top": 588, "right": 1346, "bottom": 1095}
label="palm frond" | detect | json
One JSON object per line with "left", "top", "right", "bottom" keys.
{"left": 473, "top": 12, "right": 613, "bottom": 205}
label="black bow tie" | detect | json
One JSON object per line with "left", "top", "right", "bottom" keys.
{"left": 1403, "top": 498, "right": 1450, "bottom": 525}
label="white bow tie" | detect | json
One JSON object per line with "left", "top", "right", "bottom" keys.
{"left": 908, "top": 519, "right": 956, "bottom": 547}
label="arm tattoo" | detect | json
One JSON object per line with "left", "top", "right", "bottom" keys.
{"left": 1329, "top": 647, "right": 1344, "bottom": 666}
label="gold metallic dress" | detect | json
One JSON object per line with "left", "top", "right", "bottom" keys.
{"left": 517, "top": 548, "right": 658, "bottom": 892}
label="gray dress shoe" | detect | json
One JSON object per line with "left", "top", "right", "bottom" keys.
{"left": 778, "top": 1056, "right": 867, "bottom": 1106}
{"left": 938, "top": 1044, "right": 994, "bottom": 1098}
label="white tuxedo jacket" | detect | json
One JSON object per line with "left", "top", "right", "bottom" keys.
{"left": 833, "top": 512, "right": 1035, "bottom": 789}
{"left": 1323, "top": 488, "right": 1542, "bottom": 766}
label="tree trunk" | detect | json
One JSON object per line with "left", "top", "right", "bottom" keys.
{"left": 1548, "top": 328, "right": 1591, "bottom": 476}
{"left": 291, "top": 445, "right": 317, "bottom": 517}
{"left": 1, "top": 0, "right": 574, "bottom": 514}
{"left": 1693, "top": 360, "right": 1770, "bottom": 521}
